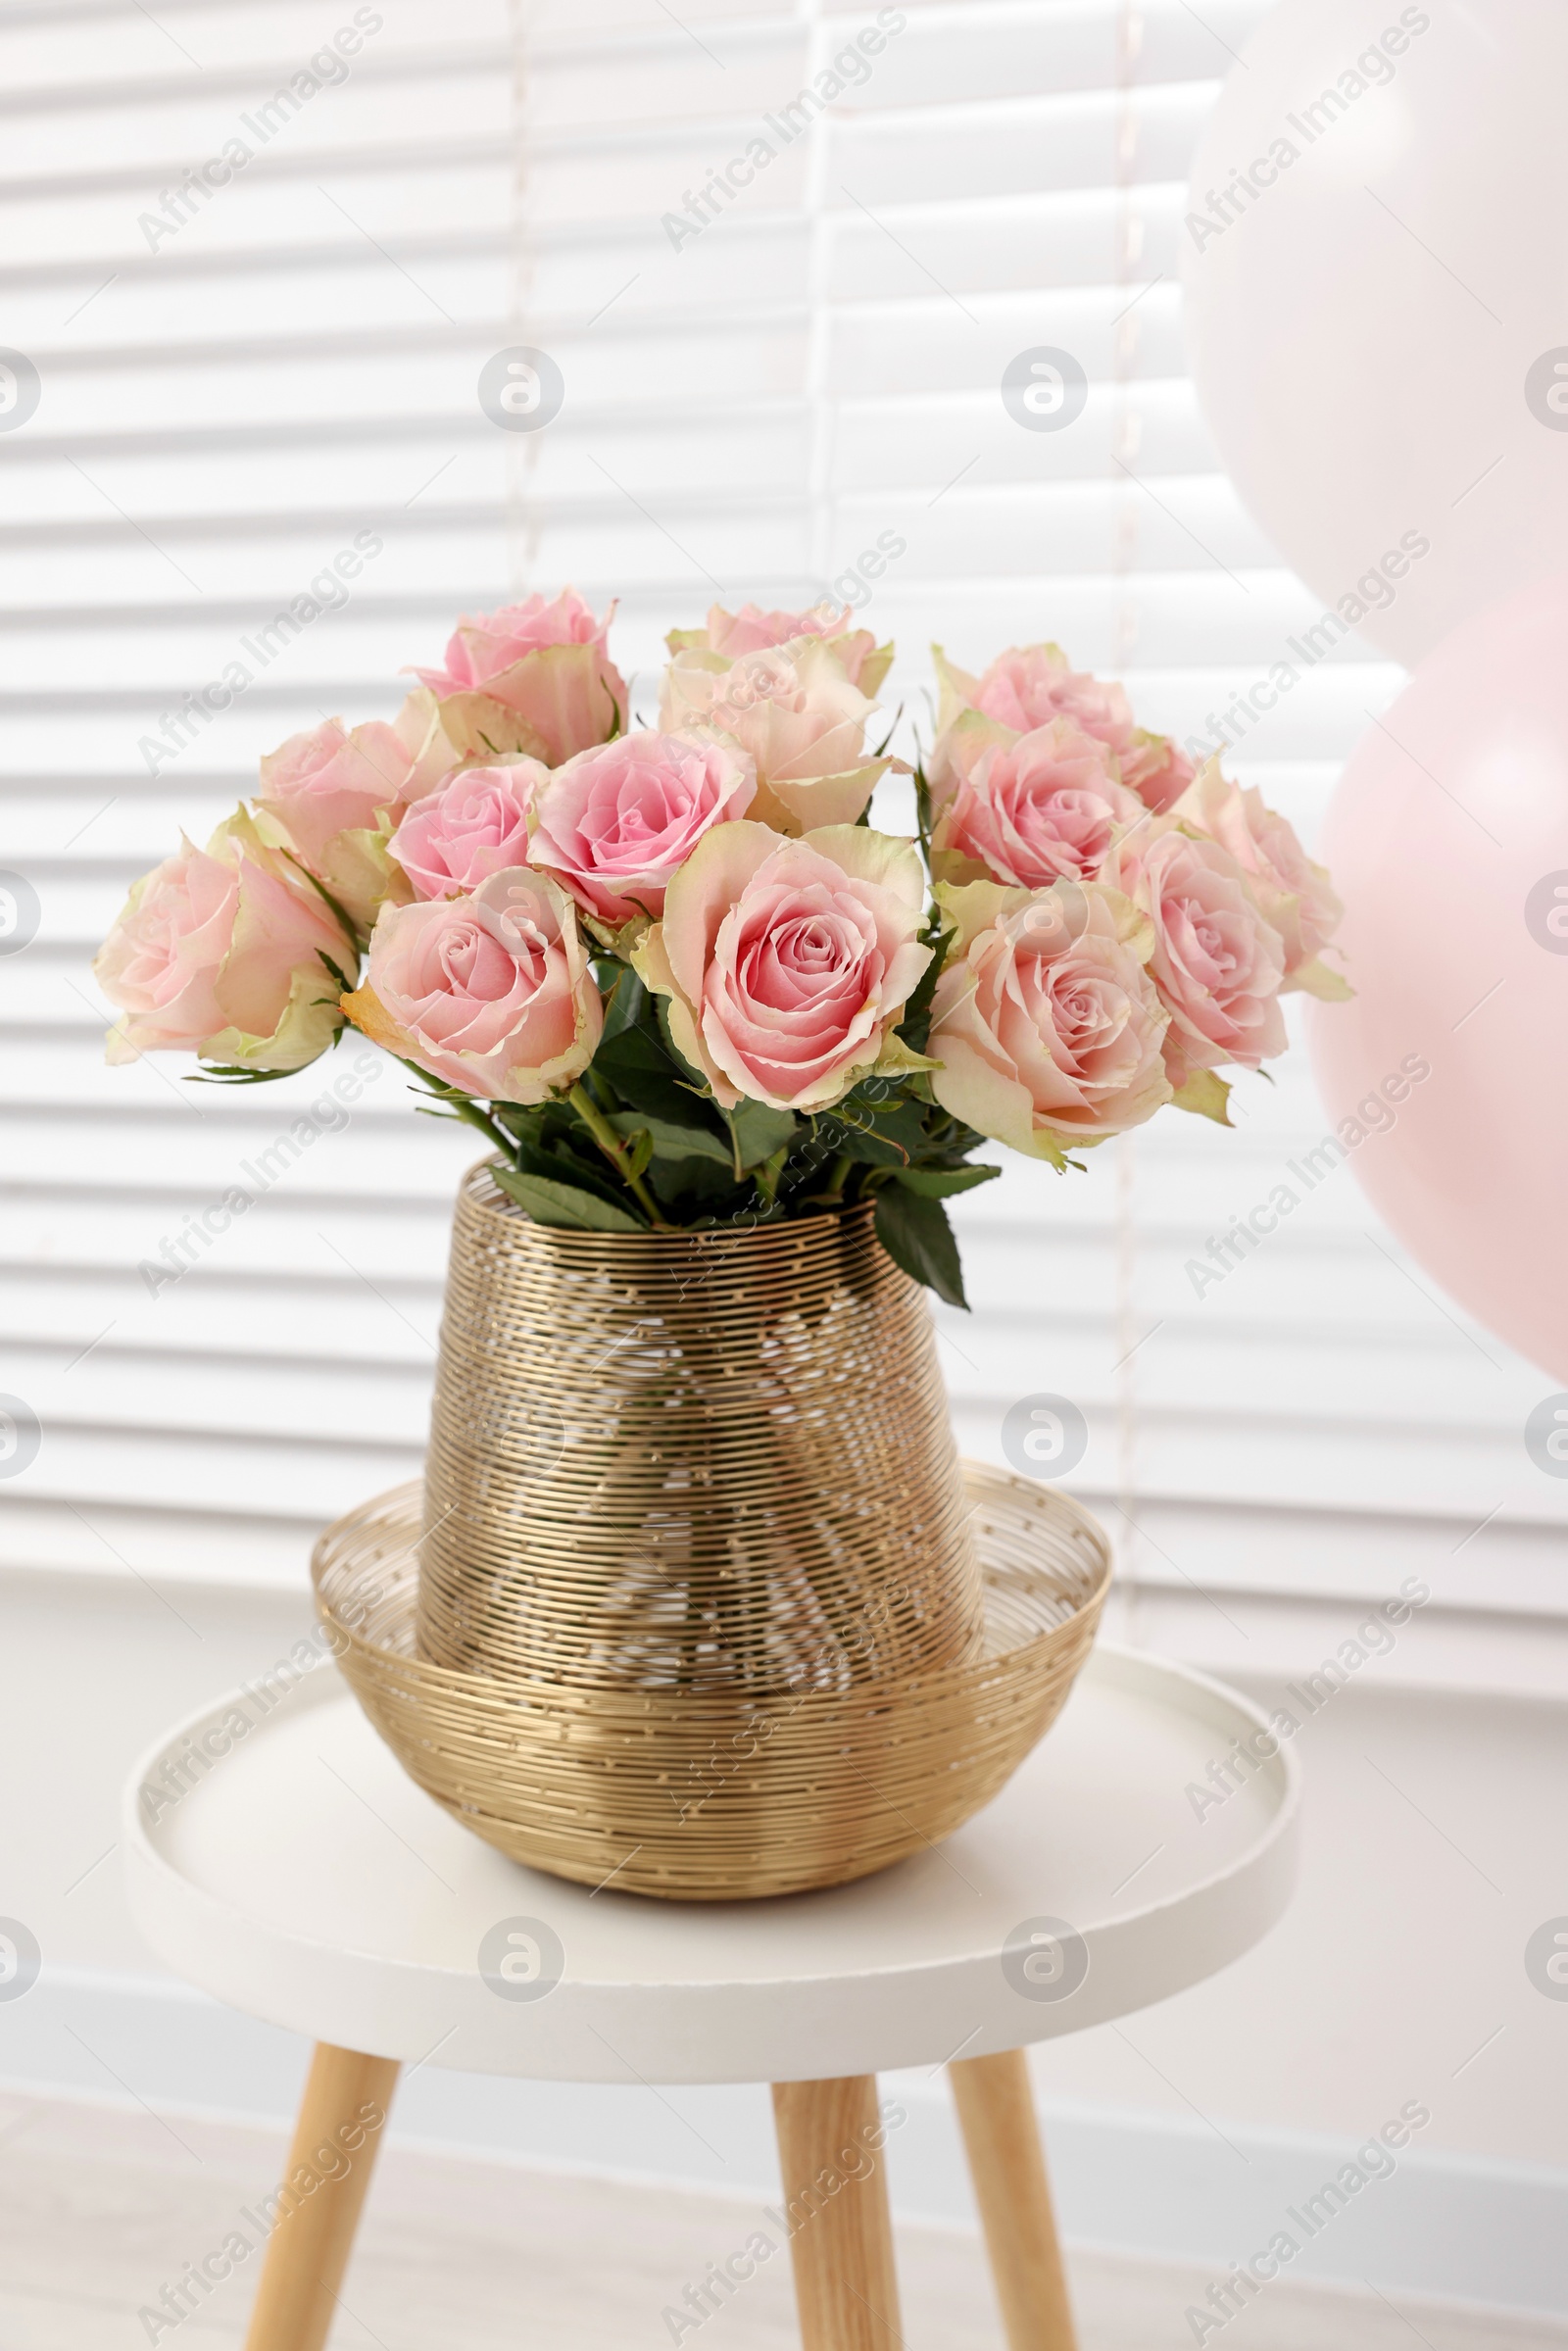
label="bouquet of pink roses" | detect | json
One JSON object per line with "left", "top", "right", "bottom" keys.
{"left": 95, "top": 590, "right": 1345, "bottom": 1305}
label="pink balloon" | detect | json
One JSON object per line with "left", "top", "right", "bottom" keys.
{"left": 1307, "top": 573, "right": 1568, "bottom": 1382}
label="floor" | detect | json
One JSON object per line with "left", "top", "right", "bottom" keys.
{"left": 1, "top": 2087, "right": 1561, "bottom": 2351}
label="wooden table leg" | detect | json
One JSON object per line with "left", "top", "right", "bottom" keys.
{"left": 771, "top": 2076, "right": 903, "bottom": 2351}
{"left": 242, "top": 2042, "right": 400, "bottom": 2351}
{"left": 950, "top": 2048, "right": 1078, "bottom": 2351}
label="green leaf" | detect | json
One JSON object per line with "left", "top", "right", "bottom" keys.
{"left": 922, "top": 1106, "right": 989, "bottom": 1156}
{"left": 728, "top": 1099, "right": 799, "bottom": 1171}
{"left": 598, "top": 964, "right": 650, "bottom": 1046}
{"left": 646, "top": 1153, "right": 752, "bottom": 1213}
{"left": 497, "top": 1107, "right": 649, "bottom": 1217}
{"left": 893, "top": 1162, "right": 1002, "bottom": 1200}
{"left": 515, "top": 1141, "right": 636, "bottom": 1218}
{"left": 606, "top": 1108, "right": 721, "bottom": 1165}
{"left": 895, "top": 917, "right": 953, "bottom": 1057}
{"left": 1171, "top": 1068, "right": 1233, "bottom": 1127}
{"left": 491, "top": 1099, "right": 572, "bottom": 1156}
{"left": 828, "top": 1093, "right": 931, "bottom": 1168}
{"left": 490, "top": 1166, "right": 644, "bottom": 1232}
{"left": 873, "top": 1185, "right": 967, "bottom": 1309}
{"left": 592, "top": 1024, "right": 723, "bottom": 1133}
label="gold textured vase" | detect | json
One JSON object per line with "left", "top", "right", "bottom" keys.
{"left": 310, "top": 1156, "right": 1113, "bottom": 1900}
{"left": 417, "top": 1160, "right": 987, "bottom": 1693}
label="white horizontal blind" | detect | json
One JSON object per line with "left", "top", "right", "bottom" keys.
{"left": 1, "top": 0, "right": 1558, "bottom": 1684}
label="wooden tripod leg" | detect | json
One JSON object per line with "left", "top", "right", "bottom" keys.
{"left": 242, "top": 2042, "right": 401, "bottom": 2351}
{"left": 771, "top": 2076, "right": 902, "bottom": 2351}
{"left": 950, "top": 2048, "right": 1078, "bottom": 2351}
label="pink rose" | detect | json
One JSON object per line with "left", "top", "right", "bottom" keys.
{"left": 1119, "top": 731, "right": 1197, "bottom": 814}
{"left": 256, "top": 689, "right": 461, "bottom": 927}
{"left": 343, "top": 868, "right": 600, "bottom": 1102}
{"left": 927, "top": 879, "right": 1171, "bottom": 1156}
{"left": 1172, "top": 759, "right": 1347, "bottom": 995}
{"left": 94, "top": 808, "right": 355, "bottom": 1073}
{"left": 666, "top": 601, "right": 891, "bottom": 695}
{"left": 390, "top": 761, "right": 543, "bottom": 901}
{"left": 930, "top": 643, "right": 1192, "bottom": 815}
{"left": 659, "top": 635, "right": 888, "bottom": 832}
{"left": 633, "top": 821, "right": 931, "bottom": 1111}
{"left": 931, "top": 715, "right": 1145, "bottom": 890}
{"left": 1102, "top": 819, "right": 1287, "bottom": 1087}
{"left": 411, "top": 588, "right": 626, "bottom": 765}
{"left": 928, "top": 644, "right": 1123, "bottom": 789}
{"left": 972, "top": 643, "right": 1136, "bottom": 753}
{"left": 527, "top": 728, "right": 755, "bottom": 931}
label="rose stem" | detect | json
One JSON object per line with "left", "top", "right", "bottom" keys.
{"left": 812, "top": 1152, "right": 856, "bottom": 1207}
{"left": 566, "top": 1082, "right": 669, "bottom": 1227}
{"left": 450, "top": 1096, "right": 512, "bottom": 1154}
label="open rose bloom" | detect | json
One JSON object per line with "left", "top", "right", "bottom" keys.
{"left": 95, "top": 592, "right": 1344, "bottom": 1303}
{"left": 1171, "top": 759, "right": 1348, "bottom": 998}
{"left": 95, "top": 808, "right": 357, "bottom": 1073}
{"left": 659, "top": 633, "right": 891, "bottom": 833}
{"left": 390, "top": 761, "right": 543, "bottom": 901}
{"left": 344, "top": 868, "right": 601, "bottom": 1102}
{"left": 256, "top": 690, "right": 462, "bottom": 930}
{"left": 930, "top": 713, "right": 1146, "bottom": 890}
{"left": 666, "top": 602, "right": 893, "bottom": 697}
{"left": 927, "top": 880, "right": 1171, "bottom": 1160}
{"left": 1102, "top": 819, "right": 1289, "bottom": 1090}
{"left": 528, "top": 728, "right": 756, "bottom": 933}
{"left": 930, "top": 642, "right": 1196, "bottom": 814}
{"left": 632, "top": 822, "right": 930, "bottom": 1112}
{"left": 411, "top": 588, "right": 627, "bottom": 764}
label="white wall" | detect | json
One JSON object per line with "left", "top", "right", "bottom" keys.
{"left": 4, "top": 1559, "right": 1564, "bottom": 2318}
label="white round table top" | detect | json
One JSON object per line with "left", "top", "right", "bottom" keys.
{"left": 124, "top": 1643, "right": 1299, "bottom": 2085}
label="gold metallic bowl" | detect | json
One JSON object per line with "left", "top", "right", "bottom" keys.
{"left": 312, "top": 1461, "right": 1111, "bottom": 1902}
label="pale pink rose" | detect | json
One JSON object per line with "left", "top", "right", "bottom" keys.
{"left": 929, "top": 643, "right": 1191, "bottom": 815}
{"left": 257, "top": 689, "right": 461, "bottom": 928}
{"left": 1172, "top": 758, "right": 1346, "bottom": 994}
{"left": 633, "top": 821, "right": 930, "bottom": 1112}
{"left": 343, "top": 868, "right": 600, "bottom": 1102}
{"left": 93, "top": 808, "right": 355, "bottom": 1073}
{"left": 1119, "top": 731, "right": 1197, "bottom": 814}
{"left": 666, "top": 602, "right": 891, "bottom": 694}
{"left": 973, "top": 643, "right": 1137, "bottom": 754}
{"left": 931, "top": 716, "right": 1146, "bottom": 890}
{"left": 528, "top": 729, "right": 756, "bottom": 930}
{"left": 1102, "top": 819, "right": 1287, "bottom": 1086}
{"left": 659, "top": 635, "right": 888, "bottom": 832}
{"left": 411, "top": 588, "right": 626, "bottom": 765}
{"left": 927, "top": 880, "right": 1171, "bottom": 1156}
{"left": 390, "top": 761, "right": 544, "bottom": 900}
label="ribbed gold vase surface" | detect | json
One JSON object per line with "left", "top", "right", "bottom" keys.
{"left": 418, "top": 1161, "right": 986, "bottom": 1695}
